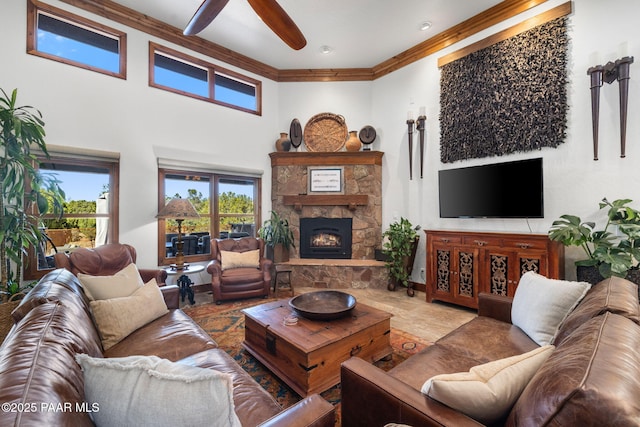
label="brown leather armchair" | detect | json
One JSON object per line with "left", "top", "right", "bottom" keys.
{"left": 54, "top": 243, "right": 168, "bottom": 286}
{"left": 207, "top": 237, "right": 272, "bottom": 304}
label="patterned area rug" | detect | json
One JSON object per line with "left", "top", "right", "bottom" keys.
{"left": 182, "top": 297, "right": 430, "bottom": 421}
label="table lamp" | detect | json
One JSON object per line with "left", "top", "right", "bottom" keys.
{"left": 157, "top": 197, "right": 200, "bottom": 270}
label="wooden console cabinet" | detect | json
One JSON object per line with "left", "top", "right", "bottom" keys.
{"left": 425, "top": 230, "right": 564, "bottom": 309}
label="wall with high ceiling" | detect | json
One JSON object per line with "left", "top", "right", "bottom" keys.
{"left": 1, "top": 0, "right": 282, "bottom": 269}
{"left": 280, "top": 0, "right": 640, "bottom": 280}
{"left": 2, "top": 0, "right": 640, "bottom": 281}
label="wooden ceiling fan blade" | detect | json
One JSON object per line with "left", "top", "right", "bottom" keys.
{"left": 184, "top": 0, "right": 230, "bottom": 36}
{"left": 247, "top": 0, "right": 307, "bottom": 50}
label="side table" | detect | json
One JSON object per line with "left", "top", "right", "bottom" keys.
{"left": 165, "top": 264, "right": 205, "bottom": 305}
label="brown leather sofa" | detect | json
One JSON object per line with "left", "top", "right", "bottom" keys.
{"left": 207, "top": 237, "right": 272, "bottom": 304}
{"left": 54, "top": 243, "right": 168, "bottom": 285}
{"left": 0, "top": 268, "right": 334, "bottom": 426}
{"left": 341, "top": 276, "right": 640, "bottom": 426}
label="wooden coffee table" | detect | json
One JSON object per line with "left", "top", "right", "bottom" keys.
{"left": 242, "top": 298, "right": 392, "bottom": 397}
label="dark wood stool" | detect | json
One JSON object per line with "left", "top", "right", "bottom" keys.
{"left": 273, "top": 265, "right": 294, "bottom": 297}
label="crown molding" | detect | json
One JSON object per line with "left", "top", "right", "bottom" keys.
{"left": 438, "top": 2, "right": 572, "bottom": 68}
{"left": 57, "top": 0, "right": 552, "bottom": 83}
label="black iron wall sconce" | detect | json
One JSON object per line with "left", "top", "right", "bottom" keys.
{"left": 416, "top": 112, "right": 427, "bottom": 179}
{"left": 587, "top": 56, "right": 634, "bottom": 160}
{"left": 406, "top": 108, "right": 427, "bottom": 179}
{"left": 406, "top": 113, "right": 415, "bottom": 179}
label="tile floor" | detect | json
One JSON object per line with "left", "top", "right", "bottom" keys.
{"left": 186, "top": 285, "right": 477, "bottom": 343}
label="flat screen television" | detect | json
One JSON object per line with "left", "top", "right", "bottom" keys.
{"left": 438, "top": 158, "right": 544, "bottom": 218}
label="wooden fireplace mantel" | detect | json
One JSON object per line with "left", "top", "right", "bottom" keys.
{"left": 283, "top": 194, "right": 368, "bottom": 211}
{"left": 270, "top": 151, "right": 383, "bottom": 167}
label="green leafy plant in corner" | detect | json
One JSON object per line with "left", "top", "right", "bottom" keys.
{"left": 258, "top": 210, "right": 295, "bottom": 248}
{"left": 0, "top": 88, "right": 65, "bottom": 301}
{"left": 382, "top": 217, "right": 420, "bottom": 288}
{"left": 548, "top": 197, "right": 640, "bottom": 278}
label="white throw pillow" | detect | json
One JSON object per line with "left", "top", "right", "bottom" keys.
{"left": 90, "top": 279, "right": 168, "bottom": 350}
{"left": 422, "top": 345, "right": 554, "bottom": 424}
{"left": 77, "top": 263, "right": 144, "bottom": 301}
{"left": 220, "top": 249, "right": 260, "bottom": 270}
{"left": 76, "top": 354, "right": 241, "bottom": 427}
{"left": 511, "top": 271, "right": 591, "bottom": 346}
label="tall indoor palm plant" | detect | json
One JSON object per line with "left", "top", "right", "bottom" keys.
{"left": 0, "top": 88, "right": 65, "bottom": 301}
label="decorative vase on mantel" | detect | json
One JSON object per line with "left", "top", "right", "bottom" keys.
{"left": 275, "top": 132, "right": 291, "bottom": 152}
{"left": 345, "top": 130, "right": 361, "bottom": 152}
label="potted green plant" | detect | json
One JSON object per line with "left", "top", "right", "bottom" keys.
{"left": 0, "top": 88, "right": 65, "bottom": 303}
{"left": 548, "top": 197, "right": 640, "bottom": 284}
{"left": 258, "top": 210, "right": 295, "bottom": 263}
{"left": 382, "top": 217, "right": 421, "bottom": 296}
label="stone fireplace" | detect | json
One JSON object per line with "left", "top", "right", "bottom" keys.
{"left": 269, "top": 151, "right": 388, "bottom": 290}
{"left": 300, "top": 217, "right": 352, "bottom": 259}
{"left": 269, "top": 151, "right": 383, "bottom": 259}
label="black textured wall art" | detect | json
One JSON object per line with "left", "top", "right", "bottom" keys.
{"left": 439, "top": 17, "right": 568, "bottom": 163}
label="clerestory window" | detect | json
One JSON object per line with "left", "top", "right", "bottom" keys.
{"left": 150, "top": 43, "right": 261, "bottom": 115}
{"left": 27, "top": 0, "right": 126, "bottom": 79}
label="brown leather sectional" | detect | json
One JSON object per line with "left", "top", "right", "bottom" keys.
{"left": 0, "top": 268, "right": 334, "bottom": 427}
{"left": 341, "top": 276, "right": 640, "bottom": 426}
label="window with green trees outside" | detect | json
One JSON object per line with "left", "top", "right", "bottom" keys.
{"left": 25, "top": 156, "right": 119, "bottom": 280}
{"left": 158, "top": 169, "right": 260, "bottom": 266}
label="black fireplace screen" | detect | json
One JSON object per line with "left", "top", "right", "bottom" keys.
{"left": 300, "top": 217, "right": 352, "bottom": 259}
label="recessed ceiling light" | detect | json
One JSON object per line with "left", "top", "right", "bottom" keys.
{"left": 420, "top": 21, "right": 432, "bottom": 31}
{"left": 320, "top": 45, "right": 333, "bottom": 54}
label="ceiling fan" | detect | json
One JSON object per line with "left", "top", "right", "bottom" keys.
{"left": 183, "top": 0, "right": 307, "bottom": 50}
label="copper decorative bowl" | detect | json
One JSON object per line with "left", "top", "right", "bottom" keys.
{"left": 289, "top": 291, "right": 357, "bottom": 320}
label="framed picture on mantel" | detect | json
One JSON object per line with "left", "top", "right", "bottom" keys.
{"left": 308, "top": 167, "right": 344, "bottom": 194}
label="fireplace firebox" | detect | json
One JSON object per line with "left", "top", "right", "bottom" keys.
{"left": 300, "top": 217, "right": 352, "bottom": 259}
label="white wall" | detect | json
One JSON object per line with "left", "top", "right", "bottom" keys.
{"left": 283, "top": 0, "right": 640, "bottom": 280}
{"left": 278, "top": 81, "right": 373, "bottom": 134}
{"left": 4, "top": 0, "right": 640, "bottom": 280}
{"left": 1, "top": 0, "right": 280, "bottom": 269}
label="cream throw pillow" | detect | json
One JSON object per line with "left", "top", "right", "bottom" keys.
{"left": 511, "top": 271, "right": 591, "bottom": 346}
{"left": 220, "top": 249, "right": 260, "bottom": 270}
{"left": 422, "top": 345, "right": 554, "bottom": 424}
{"left": 76, "top": 354, "right": 241, "bottom": 427}
{"left": 90, "top": 279, "right": 168, "bottom": 350}
{"left": 77, "top": 263, "right": 144, "bottom": 301}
